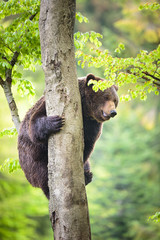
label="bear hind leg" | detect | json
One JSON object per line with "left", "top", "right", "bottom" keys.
{"left": 84, "top": 160, "right": 93, "bottom": 185}
{"left": 41, "top": 183, "right": 50, "bottom": 199}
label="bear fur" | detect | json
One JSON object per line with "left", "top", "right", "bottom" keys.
{"left": 18, "top": 74, "right": 119, "bottom": 199}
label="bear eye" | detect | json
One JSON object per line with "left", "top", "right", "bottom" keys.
{"left": 105, "top": 96, "right": 109, "bottom": 101}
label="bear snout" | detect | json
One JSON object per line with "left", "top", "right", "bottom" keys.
{"left": 102, "top": 101, "right": 117, "bottom": 120}
{"left": 102, "top": 111, "right": 111, "bottom": 120}
{"left": 110, "top": 110, "right": 117, "bottom": 118}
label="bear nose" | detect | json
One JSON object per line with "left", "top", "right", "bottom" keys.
{"left": 110, "top": 110, "right": 117, "bottom": 118}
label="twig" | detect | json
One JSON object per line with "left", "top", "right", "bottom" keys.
{"left": 29, "top": 12, "right": 38, "bottom": 21}
{"left": 143, "top": 71, "right": 160, "bottom": 82}
{"left": 0, "top": 76, "right": 4, "bottom": 86}
{"left": 127, "top": 70, "right": 160, "bottom": 89}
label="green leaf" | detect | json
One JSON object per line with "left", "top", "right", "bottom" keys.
{"left": 0, "top": 158, "right": 21, "bottom": 173}
{"left": 148, "top": 212, "right": 160, "bottom": 223}
{"left": 17, "top": 79, "right": 35, "bottom": 99}
{"left": 120, "top": 95, "right": 131, "bottom": 102}
{"left": 119, "top": 43, "right": 125, "bottom": 50}
{"left": 0, "top": 128, "right": 17, "bottom": 138}
{"left": 155, "top": 90, "right": 159, "bottom": 95}
{"left": 76, "top": 12, "right": 89, "bottom": 23}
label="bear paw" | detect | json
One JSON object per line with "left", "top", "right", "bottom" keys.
{"left": 48, "top": 115, "right": 65, "bottom": 133}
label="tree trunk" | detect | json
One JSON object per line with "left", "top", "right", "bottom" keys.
{"left": 39, "top": 0, "right": 91, "bottom": 239}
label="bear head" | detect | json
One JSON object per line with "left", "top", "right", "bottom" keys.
{"left": 84, "top": 74, "right": 119, "bottom": 123}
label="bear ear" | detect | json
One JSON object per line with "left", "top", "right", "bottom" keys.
{"left": 113, "top": 85, "right": 118, "bottom": 91}
{"left": 86, "top": 74, "right": 96, "bottom": 86}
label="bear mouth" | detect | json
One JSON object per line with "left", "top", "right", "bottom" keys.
{"left": 101, "top": 111, "right": 110, "bottom": 121}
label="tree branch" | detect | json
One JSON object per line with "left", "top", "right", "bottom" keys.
{"left": 0, "top": 76, "right": 4, "bottom": 86}
{"left": 10, "top": 51, "right": 19, "bottom": 67}
{"left": 1, "top": 51, "right": 21, "bottom": 131}
{"left": 29, "top": 12, "right": 38, "bottom": 21}
{"left": 0, "top": 6, "right": 38, "bottom": 132}
{"left": 141, "top": 74, "right": 160, "bottom": 89}
{"left": 127, "top": 70, "right": 160, "bottom": 89}
{"left": 143, "top": 71, "right": 160, "bottom": 82}
{"left": 1, "top": 80, "right": 20, "bottom": 132}
{"left": 4, "top": 51, "right": 20, "bottom": 85}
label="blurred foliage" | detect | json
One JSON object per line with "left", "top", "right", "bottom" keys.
{"left": 87, "top": 98, "right": 160, "bottom": 240}
{"left": 139, "top": 2, "right": 160, "bottom": 11}
{"left": 148, "top": 212, "right": 160, "bottom": 223}
{"left": 0, "top": 66, "right": 50, "bottom": 240}
{"left": 0, "top": 173, "right": 52, "bottom": 240}
{"left": 0, "top": 0, "right": 160, "bottom": 240}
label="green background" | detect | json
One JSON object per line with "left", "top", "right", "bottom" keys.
{"left": 0, "top": 0, "right": 160, "bottom": 239}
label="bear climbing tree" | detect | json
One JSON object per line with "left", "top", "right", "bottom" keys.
{"left": 18, "top": 74, "right": 119, "bottom": 199}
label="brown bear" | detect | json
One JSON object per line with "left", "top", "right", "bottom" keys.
{"left": 18, "top": 74, "right": 119, "bottom": 199}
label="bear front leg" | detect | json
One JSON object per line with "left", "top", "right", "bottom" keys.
{"left": 84, "top": 160, "right": 93, "bottom": 185}
{"left": 29, "top": 116, "right": 65, "bottom": 142}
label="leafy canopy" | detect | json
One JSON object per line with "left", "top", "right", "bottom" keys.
{"left": 0, "top": 0, "right": 160, "bottom": 103}
{"left": 0, "top": 0, "right": 40, "bottom": 99}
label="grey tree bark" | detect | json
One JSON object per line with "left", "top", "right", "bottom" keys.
{"left": 39, "top": 0, "right": 91, "bottom": 239}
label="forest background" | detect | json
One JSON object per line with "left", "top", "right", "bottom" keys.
{"left": 0, "top": 0, "right": 160, "bottom": 239}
